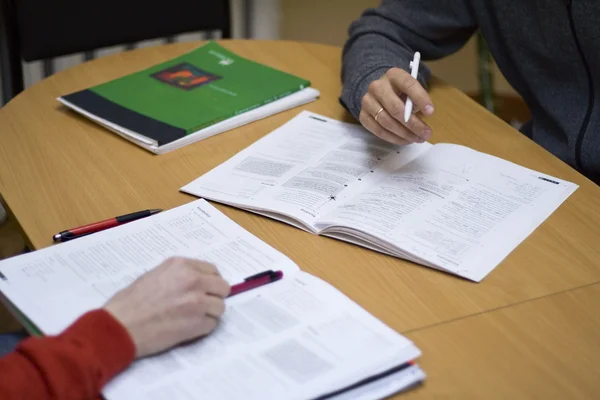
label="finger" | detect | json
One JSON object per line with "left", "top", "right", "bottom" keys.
{"left": 362, "top": 92, "right": 422, "bottom": 143}
{"left": 359, "top": 110, "right": 412, "bottom": 146}
{"left": 404, "top": 113, "right": 432, "bottom": 143}
{"left": 202, "top": 275, "right": 231, "bottom": 298}
{"left": 199, "top": 315, "right": 219, "bottom": 336}
{"left": 363, "top": 93, "right": 421, "bottom": 143}
{"left": 371, "top": 77, "right": 431, "bottom": 141}
{"left": 386, "top": 67, "right": 435, "bottom": 117}
{"left": 376, "top": 110, "right": 426, "bottom": 143}
{"left": 368, "top": 78, "right": 405, "bottom": 123}
{"left": 204, "top": 296, "right": 226, "bottom": 318}
{"left": 399, "top": 94, "right": 420, "bottom": 114}
{"left": 188, "top": 261, "right": 221, "bottom": 276}
{"left": 368, "top": 100, "right": 426, "bottom": 144}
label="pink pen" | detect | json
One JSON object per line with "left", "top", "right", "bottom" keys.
{"left": 228, "top": 270, "right": 284, "bottom": 297}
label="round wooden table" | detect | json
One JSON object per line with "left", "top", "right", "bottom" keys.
{"left": 1, "top": 40, "right": 600, "bottom": 398}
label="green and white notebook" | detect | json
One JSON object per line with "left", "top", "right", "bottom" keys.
{"left": 58, "top": 41, "right": 319, "bottom": 154}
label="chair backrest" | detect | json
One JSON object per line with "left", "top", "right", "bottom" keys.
{"left": 0, "top": 0, "right": 231, "bottom": 103}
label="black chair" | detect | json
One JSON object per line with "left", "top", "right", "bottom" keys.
{"left": 0, "top": 0, "right": 232, "bottom": 104}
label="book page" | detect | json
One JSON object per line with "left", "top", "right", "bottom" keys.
{"left": 0, "top": 199, "right": 299, "bottom": 335}
{"left": 180, "top": 111, "right": 431, "bottom": 233}
{"left": 319, "top": 144, "right": 578, "bottom": 281}
{"left": 103, "top": 272, "right": 421, "bottom": 400}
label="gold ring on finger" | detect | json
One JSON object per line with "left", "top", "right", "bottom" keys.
{"left": 374, "top": 107, "right": 385, "bottom": 122}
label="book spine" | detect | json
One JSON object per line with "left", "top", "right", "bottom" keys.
{"left": 186, "top": 84, "right": 309, "bottom": 134}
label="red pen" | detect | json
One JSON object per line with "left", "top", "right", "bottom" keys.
{"left": 52, "top": 209, "right": 162, "bottom": 242}
{"left": 229, "top": 270, "right": 284, "bottom": 297}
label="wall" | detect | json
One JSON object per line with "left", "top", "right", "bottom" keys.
{"left": 279, "top": 0, "right": 516, "bottom": 96}
{"left": 4, "top": 1, "right": 519, "bottom": 102}
{"left": 9, "top": 0, "right": 277, "bottom": 96}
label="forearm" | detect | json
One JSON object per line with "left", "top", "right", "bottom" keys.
{"left": 0, "top": 309, "right": 135, "bottom": 400}
{"left": 341, "top": 0, "right": 477, "bottom": 118}
{"left": 341, "top": 30, "right": 430, "bottom": 119}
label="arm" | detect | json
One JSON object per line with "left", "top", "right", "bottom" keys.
{"left": 341, "top": 0, "right": 477, "bottom": 142}
{"left": 0, "top": 257, "right": 230, "bottom": 400}
{"left": 0, "top": 310, "right": 135, "bottom": 400}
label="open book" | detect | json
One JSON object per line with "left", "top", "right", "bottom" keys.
{"left": 0, "top": 200, "right": 424, "bottom": 400}
{"left": 181, "top": 112, "right": 578, "bottom": 282}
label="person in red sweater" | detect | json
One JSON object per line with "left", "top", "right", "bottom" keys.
{"left": 0, "top": 256, "right": 231, "bottom": 400}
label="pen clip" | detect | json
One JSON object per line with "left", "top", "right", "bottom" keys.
{"left": 57, "top": 232, "right": 93, "bottom": 243}
{"left": 244, "top": 270, "right": 275, "bottom": 281}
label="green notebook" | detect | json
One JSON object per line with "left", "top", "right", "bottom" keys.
{"left": 58, "top": 41, "right": 319, "bottom": 154}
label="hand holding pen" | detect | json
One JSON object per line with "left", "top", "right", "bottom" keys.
{"left": 358, "top": 51, "right": 435, "bottom": 146}
{"left": 104, "top": 256, "right": 283, "bottom": 358}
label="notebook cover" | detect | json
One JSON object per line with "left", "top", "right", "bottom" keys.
{"left": 61, "top": 41, "right": 311, "bottom": 146}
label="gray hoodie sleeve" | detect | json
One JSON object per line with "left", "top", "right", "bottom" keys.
{"left": 340, "top": 0, "right": 477, "bottom": 119}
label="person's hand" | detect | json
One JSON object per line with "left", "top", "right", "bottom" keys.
{"left": 359, "top": 67, "right": 435, "bottom": 145}
{"left": 104, "top": 257, "right": 231, "bottom": 358}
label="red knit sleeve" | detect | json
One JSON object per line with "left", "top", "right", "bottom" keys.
{"left": 0, "top": 309, "right": 135, "bottom": 400}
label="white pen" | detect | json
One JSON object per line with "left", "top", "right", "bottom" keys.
{"left": 404, "top": 51, "right": 421, "bottom": 123}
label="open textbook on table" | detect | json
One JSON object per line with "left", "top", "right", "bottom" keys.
{"left": 0, "top": 200, "right": 424, "bottom": 400}
{"left": 181, "top": 111, "right": 578, "bottom": 282}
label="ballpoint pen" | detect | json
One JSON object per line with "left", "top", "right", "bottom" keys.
{"left": 229, "top": 270, "right": 284, "bottom": 297}
{"left": 52, "top": 209, "right": 162, "bottom": 242}
{"left": 404, "top": 51, "right": 421, "bottom": 123}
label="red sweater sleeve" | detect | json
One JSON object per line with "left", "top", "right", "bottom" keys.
{"left": 0, "top": 309, "right": 135, "bottom": 400}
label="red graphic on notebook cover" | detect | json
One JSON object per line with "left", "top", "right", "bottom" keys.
{"left": 151, "top": 62, "right": 222, "bottom": 90}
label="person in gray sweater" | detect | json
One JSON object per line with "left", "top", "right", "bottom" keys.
{"left": 341, "top": 0, "right": 598, "bottom": 183}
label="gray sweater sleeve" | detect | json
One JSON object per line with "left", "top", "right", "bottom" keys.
{"left": 340, "top": 0, "right": 477, "bottom": 119}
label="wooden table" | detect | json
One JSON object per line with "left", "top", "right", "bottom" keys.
{"left": 1, "top": 40, "right": 599, "bottom": 398}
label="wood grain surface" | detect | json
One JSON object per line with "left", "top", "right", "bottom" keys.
{"left": 0, "top": 40, "right": 599, "bottom": 398}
